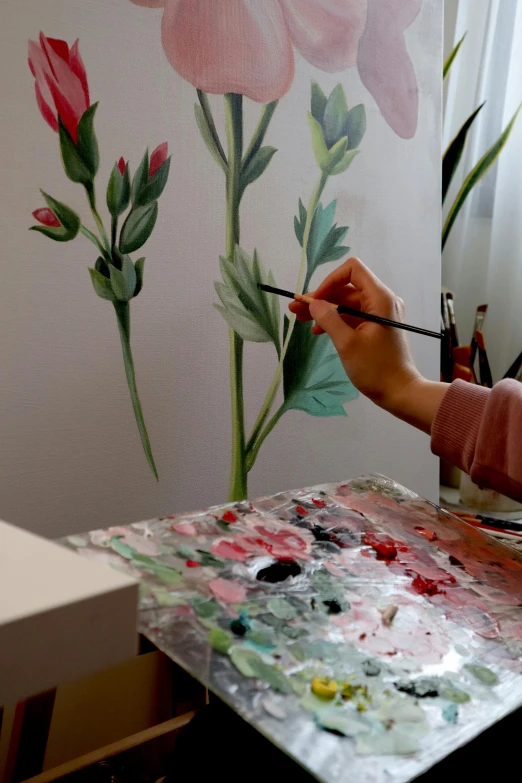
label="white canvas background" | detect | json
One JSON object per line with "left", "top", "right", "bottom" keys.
{"left": 0, "top": 0, "right": 441, "bottom": 538}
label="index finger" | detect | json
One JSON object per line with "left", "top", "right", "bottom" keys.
{"left": 313, "top": 257, "right": 388, "bottom": 301}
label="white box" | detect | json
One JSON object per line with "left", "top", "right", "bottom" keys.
{"left": 0, "top": 520, "right": 138, "bottom": 705}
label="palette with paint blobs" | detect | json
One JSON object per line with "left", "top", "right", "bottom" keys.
{"left": 64, "top": 476, "right": 522, "bottom": 783}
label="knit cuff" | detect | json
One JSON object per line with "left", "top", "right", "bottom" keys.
{"left": 431, "top": 380, "right": 490, "bottom": 472}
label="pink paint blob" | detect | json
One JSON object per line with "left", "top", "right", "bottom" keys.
{"left": 211, "top": 539, "right": 249, "bottom": 562}
{"left": 173, "top": 521, "right": 197, "bottom": 537}
{"left": 209, "top": 578, "right": 246, "bottom": 604}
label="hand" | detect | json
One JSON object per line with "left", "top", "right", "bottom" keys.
{"left": 289, "top": 258, "right": 448, "bottom": 433}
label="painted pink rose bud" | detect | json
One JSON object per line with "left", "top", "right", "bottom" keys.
{"left": 130, "top": 0, "right": 422, "bottom": 138}
{"left": 149, "top": 142, "right": 168, "bottom": 177}
{"left": 32, "top": 207, "right": 60, "bottom": 228}
{"left": 28, "top": 32, "right": 90, "bottom": 142}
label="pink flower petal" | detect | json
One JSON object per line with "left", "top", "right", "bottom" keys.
{"left": 356, "top": 0, "right": 422, "bottom": 139}
{"left": 69, "top": 40, "right": 90, "bottom": 106}
{"left": 34, "top": 82, "right": 58, "bottom": 131}
{"left": 149, "top": 141, "right": 168, "bottom": 177}
{"left": 280, "top": 0, "right": 366, "bottom": 71}
{"left": 39, "top": 33, "right": 89, "bottom": 137}
{"left": 161, "top": 0, "right": 295, "bottom": 102}
{"left": 46, "top": 37, "right": 70, "bottom": 63}
{"left": 209, "top": 577, "right": 246, "bottom": 604}
{"left": 28, "top": 40, "right": 56, "bottom": 120}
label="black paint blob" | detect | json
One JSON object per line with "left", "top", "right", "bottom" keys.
{"left": 256, "top": 560, "right": 301, "bottom": 583}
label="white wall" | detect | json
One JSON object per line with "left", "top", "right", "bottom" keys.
{"left": 0, "top": 0, "right": 442, "bottom": 538}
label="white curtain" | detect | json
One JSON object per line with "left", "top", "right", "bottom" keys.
{"left": 443, "top": 0, "right": 522, "bottom": 382}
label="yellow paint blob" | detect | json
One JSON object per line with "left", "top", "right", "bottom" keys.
{"left": 311, "top": 677, "right": 338, "bottom": 700}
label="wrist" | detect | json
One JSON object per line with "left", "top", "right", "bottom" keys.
{"left": 384, "top": 375, "right": 450, "bottom": 435}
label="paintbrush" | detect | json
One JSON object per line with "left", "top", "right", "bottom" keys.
{"left": 445, "top": 291, "right": 459, "bottom": 347}
{"left": 441, "top": 293, "right": 453, "bottom": 381}
{"left": 475, "top": 329, "right": 493, "bottom": 388}
{"left": 470, "top": 304, "right": 488, "bottom": 369}
{"left": 258, "top": 284, "right": 442, "bottom": 340}
{"left": 503, "top": 348, "right": 522, "bottom": 380}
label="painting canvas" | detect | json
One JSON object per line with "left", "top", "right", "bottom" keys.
{"left": 1, "top": 1, "right": 441, "bottom": 537}
{"left": 63, "top": 474, "right": 522, "bottom": 782}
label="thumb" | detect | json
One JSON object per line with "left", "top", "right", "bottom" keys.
{"left": 308, "top": 299, "right": 354, "bottom": 355}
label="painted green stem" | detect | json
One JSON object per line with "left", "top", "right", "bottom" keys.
{"left": 245, "top": 170, "right": 328, "bottom": 462}
{"left": 224, "top": 93, "right": 247, "bottom": 501}
{"left": 111, "top": 215, "right": 118, "bottom": 251}
{"left": 114, "top": 301, "right": 158, "bottom": 480}
{"left": 85, "top": 182, "right": 111, "bottom": 253}
{"left": 242, "top": 100, "right": 278, "bottom": 170}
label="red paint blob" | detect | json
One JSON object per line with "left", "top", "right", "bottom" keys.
{"left": 186, "top": 560, "right": 200, "bottom": 568}
{"left": 414, "top": 526, "right": 438, "bottom": 542}
{"left": 312, "top": 499, "right": 326, "bottom": 507}
{"left": 222, "top": 510, "right": 238, "bottom": 523}
{"left": 295, "top": 506, "right": 308, "bottom": 515}
{"left": 412, "top": 574, "right": 443, "bottom": 596}
{"left": 363, "top": 533, "right": 397, "bottom": 560}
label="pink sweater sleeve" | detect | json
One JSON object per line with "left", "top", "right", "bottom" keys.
{"left": 431, "top": 379, "right": 522, "bottom": 502}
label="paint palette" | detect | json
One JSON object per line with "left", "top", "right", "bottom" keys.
{"left": 64, "top": 476, "right": 522, "bottom": 783}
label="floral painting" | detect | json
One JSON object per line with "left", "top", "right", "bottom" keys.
{"left": 26, "top": 0, "right": 432, "bottom": 511}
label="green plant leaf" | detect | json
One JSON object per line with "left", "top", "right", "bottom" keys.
{"left": 442, "top": 104, "right": 521, "bottom": 249}
{"left": 344, "top": 104, "right": 366, "bottom": 150}
{"left": 214, "top": 246, "right": 281, "bottom": 353}
{"left": 30, "top": 191, "right": 81, "bottom": 242}
{"left": 443, "top": 32, "right": 466, "bottom": 80}
{"left": 442, "top": 102, "right": 484, "bottom": 204}
{"left": 119, "top": 201, "right": 158, "bottom": 254}
{"left": 76, "top": 103, "right": 100, "bottom": 178}
{"left": 308, "top": 113, "right": 329, "bottom": 170}
{"left": 327, "top": 136, "right": 348, "bottom": 171}
{"left": 131, "top": 150, "right": 150, "bottom": 206}
{"left": 295, "top": 199, "right": 350, "bottom": 292}
{"left": 240, "top": 146, "right": 277, "bottom": 192}
{"left": 311, "top": 81, "right": 327, "bottom": 125}
{"left": 109, "top": 255, "right": 137, "bottom": 301}
{"left": 133, "top": 257, "right": 145, "bottom": 297}
{"left": 107, "top": 161, "right": 131, "bottom": 217}
{"left": 322, "top": 84, "right": 349, "bottom": 148}
{"left": 330, "top": 148, "right": 359, "bottom": 176}
{"left": 194, "top": 103, "right": 227, "bottom": 172}
{"left": 282, "top": 317, "right": 358, "bottom": 416}
{"left": 134, "top": 158, "right": 171, "bottom": 207}
{"left": 58, "top": 119, "right": 92, "bottom": 184}
{"left": 89, "top": 267, "right": 116, "bottom": 301}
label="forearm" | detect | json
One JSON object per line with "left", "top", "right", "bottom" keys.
{"left": 380, "top": 377, "right": 450, "bottom": 435}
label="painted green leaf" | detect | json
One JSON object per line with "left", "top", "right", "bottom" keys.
{"left": 131, "top": 150, "right": 150, "bottom": 206}
{"left": 134, "top": 157, "right": 171, "bottom": 207}
{"left": 295, "top": 199, "right": 350, "bottom": 292}
{"left": 107, "top": 161, "right": 131, "bottom": 217}
{"left": 133, "top": 257, "right": 145, "bottom": 297}
{"left": 58, "top": 119, "right": 92, "bottom": 184}
{"left": 95, "top": 256, "right": 110, "bottom": 277}
{"left": 442, "top": 102, "right": 484, "bottom": 204}
{"left": 30, "top": 191, "right": 80, "bottom": 242}
{"left": 214, "top": 246, "right": 281, "bottom": 353}
{"left": 344, "top": 104, "right": 366, "bottom": 150}
{"left": 327, "top": 136, "right": 348, "bottom": 172}
{"left": 442, "top": 105, "right": 520, "bottom": 249}
{"left": 109, "top": 256, "right": 137, "bottom": 301}
{"left": 311, "top": 81, "right": 327, "bottom": 125}
{"left": 119, "top": 201, "right": 158, "bottom": 254}
{"left": 194, "top": 102, "right": 227, "bottom": 173}
{"left": 89, "top": 267, "right": 115, "bottom": 301}
{"left": 282, "top": 317, "right": 358, "bottom": 417}
{"left": 443, "top": 32, "right": 466, "bottom": 80}
{"left": 308, "top": 113, "right": 329, "bottom": 170}
{"left": 76, "top": 103, "right": 100, "bottom": 178}
{"left": 330, "top": 148, "right": 358, "bottom": 177}
{"left": 240, "top": 146, "right": 277, "bottom": 193}
{"left": 322, "top": 84, "right": 349, "bottom": 148}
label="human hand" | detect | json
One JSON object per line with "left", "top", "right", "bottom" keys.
{"left": 289, "top": 257, "right": 422, "bottom": 413}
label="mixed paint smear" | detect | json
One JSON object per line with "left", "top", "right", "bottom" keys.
{"left": 64, "top": 476, "right": 522, "bottom": 780}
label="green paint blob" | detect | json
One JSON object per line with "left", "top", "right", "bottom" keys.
{"left": 442, "top": 703, "right": 458, "bottom": 724}
{"left": 440, "top": 685, "right": 470, "bottom": 704}
{"left": 209, "top": 627, "right": 233, "bottom": 655}
{"left": 196, "top": 550, "right": 225, "bottom": 568}
{"left": 132, "top": 554, "right": 183, "bottom": 584}
{"left": 281, "top": 625, "right": 309, "bottom": 640}
{"left": 314, "top": 707, "right": 370, "bottom": 737}
{"left": 229, "top": 646, "right": 292, "bottom": 693}
{"left": 465, "top": 664, "right": 499, "bottom": 686}
{"left": 192, "top": 597, "right": 220, "bottom": 619}
{"left": 230, "top": 646, "right": 262, "bottom": 677}
{"left": 177, "top": 544, "right": 196, "bottom": 560}
{"left": 362, "top": 660, "right": 381, "bottom": 677}
{"left": 301, "top": 692, "right": 335, "bottom": 713}
{"left": 110, "top": 536, "right": 135, "bottom": 559}
{"left": 246, "top": 628, "right": 276, "bottom": 651}
{"left": 267, "top": 598, "right": 297, "bottom": 620}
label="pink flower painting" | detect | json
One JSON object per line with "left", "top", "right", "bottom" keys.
{"left": 130, "top": 0, "right": 422, "bottom": 138}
